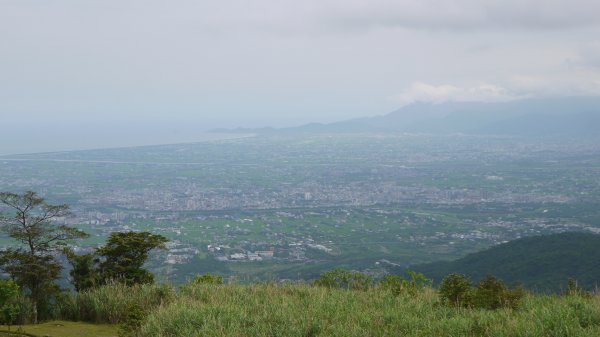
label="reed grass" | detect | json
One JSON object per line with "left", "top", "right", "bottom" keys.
{"left": 59, "top": 282, "right": 174, "bottom": 324}
{"left": 134, "top": 284, "right": 600, "bottom": 337}
{"left": 49, "top": 281, "right": 600, "bottom": 336}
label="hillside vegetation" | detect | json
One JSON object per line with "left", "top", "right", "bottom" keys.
{"left": 0, "top": 270, "right": 597, "bottom": 336}
{"left": 411, "top": 232, "right": 600, "bottom": 292}
{"left": 48, "top": 280, "right": 600, "bottom": 337}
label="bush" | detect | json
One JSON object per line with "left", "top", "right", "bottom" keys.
{"left": 563, "top": 278, "right": 592, "bottom": 298}
{"left": 379, "top": 275, "right": 406, "bottom": 296}
{"left": 313, "top": 268, "right": 373, "bottom": 291}
{"left": 379, "top": 270, "right": 432, "bottom": 296}
{"left": 188, "top": 273, "right": 224, "bottom": 285}
{"left": 0, "top": 279, "right": 20, "bottom": 326}
{"left": 118, "top": 303, "right": 148, "bottom": 337}
{"left": 438, "top": 273, "right": 472, "bottom": 307}
{"left": 471, "top": 275, "right": 524, "bottom": 310}
{"left": 438, "top": 274, "right": 524, "bottom": 310}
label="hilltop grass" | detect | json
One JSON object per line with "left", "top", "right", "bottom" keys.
{"left": 1, "top": 321, "right": 117, "bottom": 337}
{"left": 44, "top": 281, "right": 600, "bottom": 337}
{"left": 59, "top": 282, "right": 175, "bottom": 324}
{"left": 135, "top": 283, "right": 600, "bottom": 337}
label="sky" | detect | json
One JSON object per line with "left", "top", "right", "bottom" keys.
{"left": 1, "top": 0, "right": 600, "bottom": 153}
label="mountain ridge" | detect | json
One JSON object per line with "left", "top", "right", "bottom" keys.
{"left": 213, "top": 96, "right": 600, "bottom": 138}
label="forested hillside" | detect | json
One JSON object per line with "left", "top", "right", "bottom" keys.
{"left": 411, "top": 232, "right": 600, "bottom": 292}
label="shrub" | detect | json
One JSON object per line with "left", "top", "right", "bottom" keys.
{"left": 313, "top": 268, "right": 373, "bottom": 290}
{"left": 379, "top": 274, "right": 406, "bottom": 296}
{"left": 471, "top": 275, "right": 524, "bottom": 310}
{"left": 0, "top": 279, "right": 20, "bottom": 326}
{"left": 563, "top": 278, "right": 592, "bottom": 298}
{"left": 404, "top": 270, "right": 432, "bottom": 292}
{"left": 189, "top": 273, "right": 224, "bottom": 285}
{"left": 118, "top": 303, "right": 148, "bottom": 337}
{"left": 438, "top": 274, "right": 524, "bottom": 310}
{"left": 438, "top": 273, "right": 473, "bottom": 307}
{"left": 472, "top": 275, "right": 507, "bottom": 310}
{"left": 380, "top": 270, "right": 432, "bottom": 296}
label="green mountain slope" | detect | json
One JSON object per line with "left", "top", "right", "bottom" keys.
{"left": 411, "top": 232, "right": 600, "bottom": 292}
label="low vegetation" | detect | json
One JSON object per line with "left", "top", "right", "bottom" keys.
{"left": 438, "top": 273, "right": 525, "bottom": 310}
{"left": 0, "top": 270, "right": 597, "bottom": 336}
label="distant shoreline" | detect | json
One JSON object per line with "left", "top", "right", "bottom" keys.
{"left": 0, "top": 132, "right": 255, "bottom": 157}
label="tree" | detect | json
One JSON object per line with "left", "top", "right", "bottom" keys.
{"left": 96, "top": 231, "right": 168, "bottom": 285}
{"left": 64, "top": 250, "right": 98, "bottom": 292}
{"left": 0, "top": 191, "right": 87, "bottom": 323}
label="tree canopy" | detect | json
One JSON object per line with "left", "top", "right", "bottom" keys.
{"left": 0, "top": 191, "right": 87, "bottom": 323}
{"left": 95, "top": 231, "right": 169, "bottom": 285}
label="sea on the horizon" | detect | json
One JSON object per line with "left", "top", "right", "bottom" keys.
{"left": 0, "top": 122, "right": 250, "bottom": 155}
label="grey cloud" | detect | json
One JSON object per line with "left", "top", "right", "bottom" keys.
{"left": 578, "top": 42, "right": 600, "bottom": 69}
{"left": 316, "top": 0, "right": 600, "bottom": 32}
{"left": 1, "top": 0, "right": 599, "bottom": 133}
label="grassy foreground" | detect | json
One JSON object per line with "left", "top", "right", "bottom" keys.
{"left": 9, "top": 281, "right": 592, "bottom": 337}
{"left": 1, "top": 321, "right": 117, "bottom": 337}
{"left": 134, "top": 284, "right": 600, "bottom": 337}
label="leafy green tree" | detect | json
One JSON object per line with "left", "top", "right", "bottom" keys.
{"left": 96, "top": 231, "right": 168, "bottom": 285}
{"left": 64, "top": 250, "right": 98, "bottom": 292}
{"left": 0, "top": 191, "right": 87, "bottom": 323}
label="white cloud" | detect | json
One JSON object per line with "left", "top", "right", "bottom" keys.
{"left": 389, "top": 82, "right": 521, "bottom": 105}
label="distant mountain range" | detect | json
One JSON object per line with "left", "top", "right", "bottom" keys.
{"left": 216, "top": 96, "right": 600, "bottom": 137}
{"left": 409, "top": 232, "right": 600, "bottom": 293}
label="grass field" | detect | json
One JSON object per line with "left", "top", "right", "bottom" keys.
{"left": 4, "top": 281, "right": 600, "bottom": 337}
{"left": 1, "top": 321, "right": 117, "bottom": 337}
{"left": 135, "top": 284, "right": 600, "bottom": 337}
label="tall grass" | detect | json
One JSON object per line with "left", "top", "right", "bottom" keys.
{"left": 53, "top": 282, "right": 600, "bottom": 336}
{"left": 136, "top": 284, "right": 600, "bottom": 337}
{"left": 59, "top": 282, "right": 174, "bottom": 324}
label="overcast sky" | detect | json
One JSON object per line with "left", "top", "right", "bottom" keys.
{"left": 1, "top": 0, "right": 600, "bottom": 152}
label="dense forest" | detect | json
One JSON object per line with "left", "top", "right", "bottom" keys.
{"left": 411, "top": 232, "right": 600, "bottom": 292}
